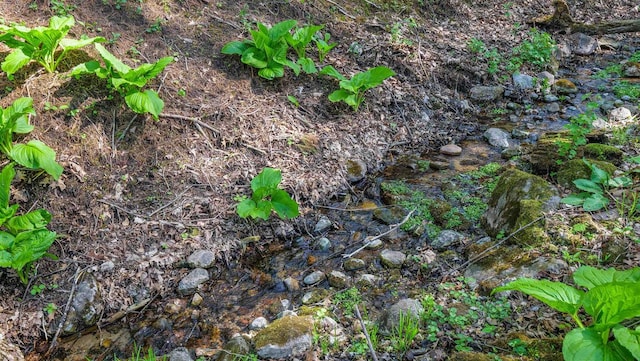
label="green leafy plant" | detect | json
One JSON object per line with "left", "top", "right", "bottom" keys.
{"left": 70, "top": 43, "right": 174, "bottom": 119}
{"left": 313, "top": 31, "right": 337, "bottom": 62}
{"left": 391, "top": 311, "right": 420, "bottom": 353}
{"left": 560, "top": 159, "right": 632, "bottom": 212}
{"left": 0, "top": 164, "right": 58, "bottom": 284}
{"left": 286, "top": 24, "right": 323, "bottom": 74}
{"left": 236, "top": 167, "right": 299, "bottom": 220}
{"left": 0, "top": 97, "right": 63, "bottom": 179}
{"left": 492, "top": 265, "right": 640, "bottom": 361}
{"left": 507, "top": 29, "right": 556, "bottom": 73}
{"left": 556, "top": 103, "right": 597, "bottom": 161}
{"left": 0, "top": 15, "right": 105, "bottom": 78}
{"left": 320, "top": 65, "right": 396, "bottom": 111}
{"left": 613, "top": 81, "right": 640, "bottom": 100}
{"left": 221, "top": 20, "right": 300, "bottom": 80}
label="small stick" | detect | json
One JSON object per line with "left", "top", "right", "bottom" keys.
{"left": 342, "top": 209, "right": 415, "bottom": 258}
{"left": 160, "top": 112, "right": 221, "bottom": 134}
{"left": 45, "top": 267, "right": 81, "bottom": 357}
{"left": 147, "top": 186, "right": 192, "bottom": 217}
{"left": 355, "top": 304, "right": 379, "bottom": 361}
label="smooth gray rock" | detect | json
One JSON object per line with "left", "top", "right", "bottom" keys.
{"left": 469, "top": 85, "right": 504, "bottom": 101}
{"left": 168, "top": 347, "right": 193, "bottom": 361}
{"left": 283, "top": 277, "right": 300, "bottom": 291}
{"left": 379, "top": 249, "right": 406, "bottom": 268}
{"left": 343, "top": 258, "right": 366, "bottom": 271}
{"left": 314, "top": 216, "right": 332, "bottom": 233}
{"left": 440, "top": 143, "right": 462, "bottom": 156}
{"left": 609, "top": 107, "right": 633, "bottom": 124}
{"left": 187, "top": 250, "right": 216, "bottom": 268}
{"left": 381, "top": 298, "right": 424, "bottom": 332}
{"left": 177, "top": 268, "right": 210, "bottom": 296}
{"left": 512, "top": 73, "right": 535, "bottom": 91}
{"left": 62, "top": 272, "right": 103, "bottom": 335}
{"left": 431, "top": 230, "right": 465, "bottom": 250}
{"left": 546, "top": 102, "right": 560, "bottom": 113}
{"left": 345, "top": 159, "right": 367, "bottom": 183}
{"left": 569, "top": 32, "right": 597, "bottom": 55}
{"left": 483, "top": 128, "right": 511, "bottom": 148}
{"left": 303, "top": 270, "right": 326, "bottom": 285}
{"left": 327, "top": 270, "right": 351, "bottom": 288}
{"left": 250, "top": 316, "right": 269, "bottom": 330}
{"left": 356, "top": 274, "right": 379, "bottom": 286}
{"left": 314, "top": 237, "right": 332, "bottom": 251}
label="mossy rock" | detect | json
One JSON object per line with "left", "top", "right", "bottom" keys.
{"left": 511, "top": 199, "right": 549, "bottom": 246}
{"left": 254, "top": 315, "right": 313, "bottom": 357}
{"left": 526, "top": 132, "right": 572, "bottom": 175}
{"left": 448, "top": 351, "right": 525, "bottom": 361}
{"left": 429, "top": 199, "right": 471, "bottom": 231}
{"left": 583, "top": 143, "right": 623, "bottom": 165}
{"left": 556, "top": 158, "right": 616, "bottom": 189}
{"left": 492, "top": 333, "right": 564, "bottom": 361}
{"left": 482, "top": 168, "right": 559, "bottom": 239}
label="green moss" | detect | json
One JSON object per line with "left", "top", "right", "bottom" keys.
{"left": 556, "top": 158, "right": 616, "bottom": 189}
{"left": 583, "top": 143, "right": 623, "bottom": 165}
{"left": 254, "top": 315, "right": 313, "bottom": 349}
{"left": 511, "top": 199, "right": 548, "bottom": 246}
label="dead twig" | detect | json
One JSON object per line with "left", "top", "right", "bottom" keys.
{"left": 97, "top": 199, "right": 146, "bottom": 218}
{"left": 355, "top": 304, "right": 379, "bottom": 361}
{"left": 343, "top": 209, "right": 415, "bottom": 258}
{"left": 147, "top": 186, "right": 192, "bottom": 217}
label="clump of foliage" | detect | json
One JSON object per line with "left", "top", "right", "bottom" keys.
{"left": 560, "top": 159, "right": 632, "bottom": 212}
{"left": 613, "top": 81, "right": 640, "bottom": 100}
{"left": 320, "top": 65, "right": 396, "bottom": 111}
{"left": 493, "top": 266, "right": 640, "bottom": 361}
{"left": 236, "top": 167, "right": 299, "bottom": 220}
{"left": 0, "top": 15, "right": 105, "bottom": 78}
{"left": 70, "top": 43, "right": 174, "bottom": 119}
{"left": 556, "top": 102, "right": 598, "bottom": 161}
{"left": 313, "top": 31, "right": 337, "bottom": 62}
{"left": 507, "top": 29, "right": 556, "bottom": 73}
{"left": 0, "top": 97, "right": 63, "bottom": 179}
{"left": 0, "top": 164, "right": 58, "bottom": 284}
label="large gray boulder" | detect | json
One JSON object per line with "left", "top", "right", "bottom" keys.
{"left": 254, "top": 315, "right": 313, "bottom": 359}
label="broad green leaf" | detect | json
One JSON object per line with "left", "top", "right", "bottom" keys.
{"left": 563, "top": 328, "right": 620, "bottom": 361}
{"left": 268, "top": 20, "right": 297, "bottom": 41}
{"left": 338, "top": 78, "right": 358, "bottom": 93}
{"left": 10, "top": 140, "right": 63, "bottom": 179}
{"left": 298, "top": 57, "right": 317, "bottom": 74}
{"left": 59, "top": 36, "right": 106, "bottom": 52}
{"left": 250, "top": 30, "right": 269, "bottom": 50}
{"left": 69, "top": 60, "right": 104, "bottom": 78}
{"left": 125, "top": 89, "right": 164, "bottom": 120}
{"left": 7, "top": 209, "right": 52, "bottom": 234}
{"left": 125, "top": 56, "right": 174, "bottom": 84}
{"left": 582, "top": 193, "right": 609, "bottom": 211}
{"left": 95, "top": 43, "right": 132, "bottom": 75}
{"left": 1, "top": 48, "right": 32, "bottom": 77}
{"left": 5, "top": 97, "right": 35, "bottom": 134}
{"left": 574, "top": 179, "right": 603, "bottom": 194}
{"left": 271, "top": 189, "right": 299, "bottom": 219}
{"left": 237, "top": 198, "right": 256, "bottom": 219}
{"left": 363, "top": 66, "right": 396, "bottom": 89}
{"left": 258, "top": 67, "right": 283, "bottom": 80}
{"left": 221, "top": 40, "right": 253, "bottom": 55}
{"left": 251, "top": 168, "right": 282, "bottom": 195}
{"left": 492, "top": 278, "right": 584, "bottom": 315}
{"left": 613, "top": 325, "right": 640, "bottom": 359}
{"left": 284, "top": 59, "right": 300, "bottom": 76}
{"left": 241, "top": 48, "right": 268, "bottom": 69}
{"left": 586, "top": 160, "right": 609, "bottom": 184}
{"left": 0, "top": 205, "right": 19, "bottom": 228}
{"left": 582, "top": 282, "right": 640, "bottom": 329}
{"left": 10, "top": 229, "right": 57, "bottom": 281}
{"left": 607, "top": 176, "right": 632, "bottom": 188}
{"left": 0, "top": 231, "right": 14, "bottom": 250}
{"left": 0, "top": 250, "right": 12, "bottom": 268}
{"left": 561, "top": 194, "right": 587, "bottom": 206}
{"left": 49, "top": 16, "right": 75, "bottom": 31}
{"left": 328, "top": 89, "right": 352, "bottom": 102}
{"left": 319, "top": 65, "right": 347, "bottom": 81}
{"left": 574, "top": 266, "right": 640, "bottom": 290}
{"left": 250, "top": 200, "right": 273, "bottom": 220}
{"left": 0, "top": 164, "right": 15, "bottom": 210}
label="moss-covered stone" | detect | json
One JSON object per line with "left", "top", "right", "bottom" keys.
{"left": 482, "top": 168, "right": 558, "bottom": 238}
{"left": 511, "top": 199, "right": 549, "bottom": 246}
{"left": 556, "top": 158, "right": 616, "bottom": 189}
{"left": 448, "top": 351, "right": 524, "bottom": 361}
{"left": 254, "top": 315, "right": 313, "bottom": 358}
{"left": 583, "top": 143, "right": 623, "bottom": 165}
{"left": 526, "top": 132, "right": 569, "bottom": 175}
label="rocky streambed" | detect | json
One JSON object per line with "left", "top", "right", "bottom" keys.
{"left": 3, "top": 32, "right": 640, "bottom": 361}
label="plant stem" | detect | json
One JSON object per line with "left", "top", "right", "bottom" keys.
{"left": 572, "top": 313, "right": 585, "bottom": 329}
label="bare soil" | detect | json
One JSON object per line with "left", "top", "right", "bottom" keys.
{"left": 0, "top": 0, "right": 639, "bottom": 358}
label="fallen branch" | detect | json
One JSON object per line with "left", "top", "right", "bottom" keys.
{"left": 531, "top": 0, "right": 640, "bottom": 35}
{"left": 355, "top": 304, "right": 379, "bottom": 361}
{"left": 342, "top": 209, "right": 415, "bottom": 258}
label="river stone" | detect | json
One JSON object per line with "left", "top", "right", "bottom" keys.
{"left": 343, "top": 258, "right": 366, "bottom": 271}
{"left": 512, "top": 73, "right": 535, "bottom": 91}
{"left": 624, "top": 62, "right": 640, "bottom": 77}
{"left": 301, "top": 289, "right": 330, "bottom": 304}
{"left": 483, "top": 128, "right": 511, "bottom": 148}
{"left": 609, "top": 107, "right": 633, "bottom": 124}
{"left": 216, "top": 335, "right": 251, "bottom": 361}
{"left": 381, "top": 298, "right": 424, "bottom": 332}
{"left": 569, "top": 32, "right": 598, "bottom": 55}
{"left": 250, "top": 316, "right": 269, "bottom": 330}
{"left": 254, "top": 315, "right": 314, "bottom": 359}
{"left": 356, "top": 274, "right": 379, "bottom": 286}
{"left": 303, "top": 270, "right": 325, "bottom": 285}
{"left": 187, "top": 250, "right": 216, "bottom": 268}
{"left": 191, "top": 293, "right": 203, "bottom": 307}
{"left": 380, "top": 249, "right": 406, "bottom": 268}
{"left": 314, "top": 216, "right": 332, "bottom": 233}
{"left": 544, "top": 94, "right": 559, "bottom": 102}
{"left": 546, "top": 102, "right": 560, "bottom": 113}
{"left": 482, "top": 168, "right": 559, "bottom": 242}
{"left": 0, "top": 333, "right": 24, "bottom": 361}
{"left": 327, "top": 270, "right": 351, "bottom": 288}
{"left": 283, "top": 277, "right": 300, "bottom": 291}
{"left": 538, "top": 71, "right": 555, "bottom": 88}
{"left": 440, "top": 143, "right": 462, "bottom": 156}
{"left": 431, "top": 230, "right": 465, "bottom": 250}
{"left": 314, "top": 237, "right": 332, "bottom": 251}
{"left": 469, "top": 85, "right": 504, "bottom": 101}
{"left": 62, "top": 272, "right": 104, "bottom": 335}
{"left": 554, "top": 79, "right": 577, "bottom": 94}
{"left": 168, "top": 347, "right": 193, "bottom": 361}
{"left": 345, "top": 159, "right": 367, "bottom": 183}
{"left": 177, "top": 268, "right": 210, "bottom": 296}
